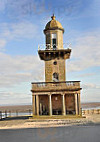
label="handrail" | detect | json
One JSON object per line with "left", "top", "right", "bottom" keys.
{"left": 38, "top": 43, "right": 71, "bottom": 50}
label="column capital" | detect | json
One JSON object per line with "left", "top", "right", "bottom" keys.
{"left": 75, "top": 92, "right": 80, "bottom": 95}
{"left": 32, "top": 93, "right": 36, "bottom": 96}
{"left": 32, "top": 93, "right": 34, "bottom": 96}
{"left": 74, "top": 93, "right": 78, "bottom": 95}
{"left": 61, "top": 93, "right": 65, "bottom": 96}
{"left": 32, "top": 93, "right": 39, "bottom": 96}
{"left": 48, "top": 93, "right": 52, "bottom": 96}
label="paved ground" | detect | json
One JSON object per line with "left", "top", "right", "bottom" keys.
{"left": 0, "top": 124, "right": 100, "bottom": 142}
{"left": 0, "top": 114, "right": 100, "bottom": 142}
{"left": 0, "top": 114, "right": 100, "bottom": 129}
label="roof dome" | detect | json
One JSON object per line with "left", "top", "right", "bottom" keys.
{"left": 44, "top": 15, "right": 64, "bottom": 33}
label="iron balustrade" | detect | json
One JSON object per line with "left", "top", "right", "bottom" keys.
{"left": 38, "top": 43, "right": 71, "bottom": 50}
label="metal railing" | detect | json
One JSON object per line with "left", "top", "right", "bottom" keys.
{"left": 0, "top": 109, "right": 32, "bottom": 120}
{"left": 38, "top": 43, "right": 71, "bottom": 50}
{"left": 82, "top": 109, "right": 100, "bottom": 116}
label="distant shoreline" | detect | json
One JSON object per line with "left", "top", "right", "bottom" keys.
{"left": 0, "top": 102, "right": 100, "bottom": 112}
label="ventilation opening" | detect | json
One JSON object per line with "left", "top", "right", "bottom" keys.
{"left": 53, "top": 61, "right": 57, "bottom": 65}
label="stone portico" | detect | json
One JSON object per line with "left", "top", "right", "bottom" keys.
{"left": 31, "top": 81, "right": 81, "bottom": 116}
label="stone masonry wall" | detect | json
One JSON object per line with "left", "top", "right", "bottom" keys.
{"left": 52, "top": 94, "right": 62, "bottom": 110}
{"left": 65, "top": 94, "right": 75, "bottom": 111}
{"left": 45, "top": 58, "right": 66, "bottom": 82}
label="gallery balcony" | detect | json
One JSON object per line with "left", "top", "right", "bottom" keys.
{"left": 31, "top": 81, "right": 81, "bottom": 93}
{"left": 38, "top": 44, "right": 71, "bottom": 60}
{"left": 38, "top": 43, "right": 71, "bottom": 50}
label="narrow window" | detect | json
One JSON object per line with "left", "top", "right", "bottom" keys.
{"left": 53, "top": 72, "right": 59, "bottom": 82}
{"left": 52, "top": 34, "right": 57, "bottom": 50}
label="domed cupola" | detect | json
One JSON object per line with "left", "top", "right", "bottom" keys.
{"left": 44, "top": 14, "right": 64, "bottom": 33}
{"left": 43, "top": 14, "right": 65, "bottom": 50}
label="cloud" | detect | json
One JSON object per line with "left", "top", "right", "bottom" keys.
{"left": 0, "top": 22, "right": 39, "bottom": 41}
{"left": 0, "top": 39, "right": 6, "bottom": 51}
{"left": 81, "top": 82, "right": 100, "bottom": 102}
{"left": 0, "top": 92, "right": 31, "bottom": 105}
{"left": 0, "top": 52, "right": 44, "bottom": 88}
{"left": 0, "top": 0, "right": 46, "bottom": 20}
{"left": 82, "top": 83, "right": 100, "bottom": 90}
{"left": 0, "top": 0, "right": 93, "bottom": 21}
{"left": 81, "top": 0, "right": 100, "bottom": 17}
{"left": 75, "top": 73, "right": 96, "bottom": 78}
{"left": 67, "top": 30, "right": 100, "bottom": 72}
{"left": 0, "top": 0, "right": 7, "bottom": 12}
{"left": 0, "top": 21, "right": 40, "bottom": 55}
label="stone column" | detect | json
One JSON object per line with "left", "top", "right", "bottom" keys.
{"left": 75, "top": 94, "right": 78, "bottom": 115}
{"left": 32, "top": 93, "right": 36, "bottom": 115}
{"left": 78, "top": 93, "right": 81, "bottom": 115}
{"left": 49, "top": 93, "right": 52, "bottom": 116}
{"left": 62, "top": 94, "right": 66, "bottom": 115}
{"left": 36, "top": 95, "right": 39, "bottom": 115}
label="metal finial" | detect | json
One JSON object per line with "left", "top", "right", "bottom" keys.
{"left": 51, "top": 14, "right": 55, "bottom": 20}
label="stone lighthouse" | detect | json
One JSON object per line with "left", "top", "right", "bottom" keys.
{"left": 42, "top": 14, "right": 68, "bottom": 82}
{"left": 31, "top": 15, "right": 82, "bottom": 116}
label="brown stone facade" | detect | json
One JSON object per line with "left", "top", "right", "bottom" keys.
{"left": 45, "top": 30, "right": 64, "bottom": 49}
{"left": 31, "top": 15, "right": 82, "bottom": 116}
{"left": 45, "top": 59, "right": 65, "bottom": 82}
{"left": 32, "top": 92, "right": 81, "bottom": 115}
{"left": 65, "top": 94, "right": 75, "bottom": 114}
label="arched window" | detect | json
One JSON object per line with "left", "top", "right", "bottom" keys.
{"left": 53, "top": 73, "right": 59, "bottom": 82}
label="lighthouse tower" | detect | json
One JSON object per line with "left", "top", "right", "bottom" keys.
{"left": 38, "top": 15, "right": 71, "bottom": 82}
{"left": 31, "top": 15, "right": 82, "bottom": 116}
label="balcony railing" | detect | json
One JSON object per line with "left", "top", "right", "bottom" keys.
{"left": 38, "top": 43, "right": 71, "bottom": 50}
{"left": 31, "top": 81, "right": 81, "bottom": 92}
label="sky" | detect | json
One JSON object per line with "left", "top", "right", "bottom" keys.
{"left": 0, "top": 0, "right": 100, "bottom": 105}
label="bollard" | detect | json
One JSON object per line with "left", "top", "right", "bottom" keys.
{"left": 5, "top": 110, "right": 7, "bottom": 118}
{"left": 16, "top": 110, "right": 18, "bottom": 116}
{"left": 84, "top": 110, "right": 86, "bottom": 115}
{"left": 9, "top": 111, "right": 11, "bottom": 117}
{"left": 80, "top": 108, "right": 82, "bottom": 116}
{"left": 85, "top": 110, "right": 87, "bottom": 115}
{"left": 82, "top": 110, "right": 85, "bottom": 116}
{"left": 0, "top": 111, "right": 2, "bottom": 120}
{"left": 29, "top": 109, "right": 32, "bottom": 115}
